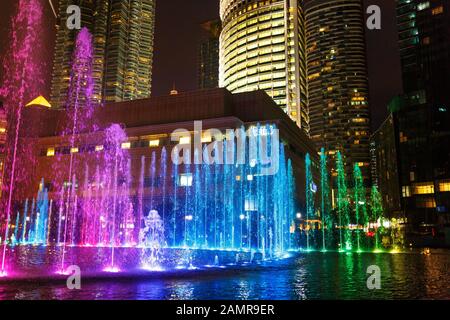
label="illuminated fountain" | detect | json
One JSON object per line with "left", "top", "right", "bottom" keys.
{"left": 370, "top": 185, "right": 384, "bottom": 251}
{"left": 353, "top": 164, "right": 369, "bottom": 252}
{"left": 305, "top": 153, "right": 314, "bottom": 251}
{"left": 336, "top": 151, "right": 351, "bottom": 251}
{"left": 319, "top": 148, "right": 331, "bottom": 252}
{"left": 0, "top": 0, "right": 44, "bottom": 277}
{"left": 140, "top": 210, "right": 165, "bottom": 271}
{"left": 0, "top": 3, "right": 402, "bottom": 281}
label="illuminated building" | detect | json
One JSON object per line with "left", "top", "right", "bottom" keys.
{"left": 304, "top": 0, "right": 371, "bottom": 184}
{"left": 50, "top": 0, "right": 156, "bottom": 109}
{"left": 17, "top": 88, "right": 318, "bottom": 218}
{"left": 219, "top": 0, "right": 309, "bottom": 133}
{"left": 370, "top": 114, "right": 401, "bottom": 217}
{"left": 198, "top": 20, "right": 221, "bottom": 89}
{"left": 390, "top": 0, "right": 450, "bottom": 233}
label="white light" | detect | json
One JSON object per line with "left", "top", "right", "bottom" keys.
{"left": 296, "top": 213, "right": 302, "bottom": 219}
{"left": 185, "top": 215, "right": 193, "bottom": 221}
{"left": 239, "top": 214, "right": 246, "bottom": 220}
{"left": 179, "top": 136, "right": 191, "bottom": 145}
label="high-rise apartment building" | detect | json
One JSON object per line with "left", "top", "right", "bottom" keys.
{"left": 198, "top": 20, "right": 221, "bottom": 90}
{"left": 50, "top": 0, "right": 156, "bottom": 109}
{"left": 219, "top": 0, "right": 309, "bottom": 133}
{"left": 304, "top": 0, "right": 371, "bottom": 183}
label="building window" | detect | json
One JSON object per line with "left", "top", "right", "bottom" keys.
{"left": 95, "top": 145, "right": 104, "bottom": 152}
{"left": 179, "top": 173, "right": 193, "bottom": 187}
{"left": 149, "top": 139, "right": 160, "bottom": 147}
{"left": 201, "top": 132, "right": 212, "bottom": 143}
{"left": 416, "top": 197, "right": 436, "bottom": 208}
{"left": 245, "top": 197, "right": 257, "bottom": 211}
{"left": 70, "top": 147, "right": 79, "bottom": 154}
{"left": 46, "top": 148, "right": 55, "bottom": 157}
{"left": 413, "top": 183, "right": 434, "bottom": 195}
{"left": 439, "top": 181, "right": 450, "bottom": 192}
{"left": 432, "top": 6, "right": 444, "bottom": 15}
{"left": 402, "top": 186, "right": 411, "bottom": 198}
{"left": 121, "top": 142, "right": 131, "bottom": 149}
{"left": 179, "top": 136, "right": 191, "bottom": 145}
{"left": 417, "top": 2, "right": 430, "bottom": 11}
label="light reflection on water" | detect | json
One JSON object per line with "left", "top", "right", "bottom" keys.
{"left": 0, "top": 247, "right": 449, "bottom": 300}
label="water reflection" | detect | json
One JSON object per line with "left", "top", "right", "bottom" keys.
{"left": 0, "top": 250, "right": 449, "bottom": 300}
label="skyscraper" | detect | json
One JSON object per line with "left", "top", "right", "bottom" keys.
{"left": 392, "top": 0, "right": 450, "bottom": 228}
{"left": 304, "top": 0, "right": 371, "bottom": 183}
{"left": 219, "top": 0, "right": 309, "bottom": 133}
{"left": 50, "top": 0, "right": 156, "bottom": 109}
{"left": 198, "top": 20, "right": 221, "bottom": 90}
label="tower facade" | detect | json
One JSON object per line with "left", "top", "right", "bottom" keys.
{"left": 304, "top": 0, "right": 371, "bottom": 182}
{"left": 393, "top": 0, "right": 450, "bottom": 227}
{"left": 198, "top": 20, "right": 221, "bottom": 90}
{"left": 219, "top": 0, "right": 309, "bottom": 133}
{"left": 50, "top": 0, "right": 156, "bottom": 109}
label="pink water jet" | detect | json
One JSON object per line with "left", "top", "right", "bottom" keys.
{"left": 0, "top": 0, "right": 44, "bottom": 275}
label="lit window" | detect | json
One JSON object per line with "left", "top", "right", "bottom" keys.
{"left": 201, "top": 133, "right": 212, "bottom": 143}
{"left": 245, "top": 197, "right": 257, "bottom": 211}
{"left": 95, "top": 145, "right": 104, "bottom": 152}
{"left": 402, "top": 186, "right": 411, "bottom": 198}
{"left": 149, "top": 139, "right": 160, "bottom": 147}
{"left": 121, "top": 142, "right": 131, "bottom": 149}
{"left": 417, "top": 2, "right": 430, "bottom": 11}
{"left": 247, "top": 175, "right": 254, "bottom": 181}
{"left": 439, "top": 181, "right": 450, "bottom": 192}
{"left": 413, "top": 183, "right": 434, "bottom": 195}
{"left": 416, "top": 197, "right": 436, "bottom": 208}
{"left": 179, "top": 173, "right": 193, "bottom": 187}
{"left": 179, "top": 136, "right": 191, "bottom": 145}
{"left": 0, "top": 127, "right": 6, "bottom": 133}
{"left": 236, "top": 175, "right": 241, "bottom": 181}
{"left": 46, "top": 148, "right": 55, "bottom": 157}
{"left": 432, "top": 6, "right": 443, "bottom": 15}
{"left": 70, "top": 147, "right": 79, "bottom": 154}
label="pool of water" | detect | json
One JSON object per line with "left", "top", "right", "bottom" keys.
{"left": 0, "top": 247, "right": 449, "bottom": 300}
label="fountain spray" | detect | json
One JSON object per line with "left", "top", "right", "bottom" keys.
{"left": 0, "top": 0, "right": 43, "bottom": 277}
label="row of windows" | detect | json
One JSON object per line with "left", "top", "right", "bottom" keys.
{"left": 402, "top": 181, "right": 450, "bottom": 197}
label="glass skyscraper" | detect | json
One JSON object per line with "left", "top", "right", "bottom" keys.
{"left": 393, "top": 0, "right": 450, "bottom": 227}
{"left": 50, "top": 0, "right": 156, "bottom": 109}
{"left": 219, "top": 0, "right": 309, "bottom": 133}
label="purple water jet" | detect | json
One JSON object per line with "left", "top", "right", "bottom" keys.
{"left": 0, "top": 0, "right": 44, "bottom": 276}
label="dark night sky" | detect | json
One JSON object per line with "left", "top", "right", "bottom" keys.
{"left": 0, "top": 0, "right": 402, "bottom": 131}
